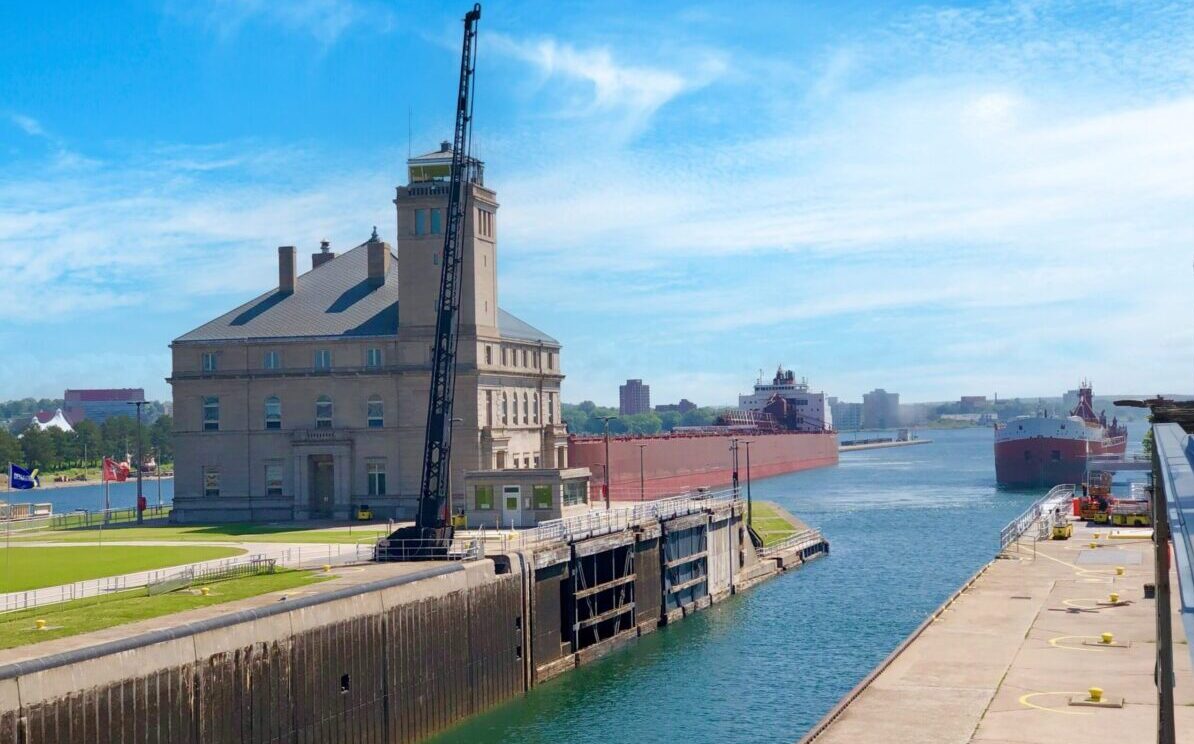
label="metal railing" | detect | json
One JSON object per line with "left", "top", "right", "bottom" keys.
{"left": 999, "top": 484, "right": 1076, "bottom": 552}
{"left": 759, "top": 528, "right": 826, "bottom": 557}
{"left": 0, "top": 543, "right": 377, "bottom": 615}
{"left": 147, "top": 556, "right": 276, "bottom": 596}
{"left": 372, "top": 537, "right": 484, "bottom": 562}
{"left": 2, "top": 504, "right": 172, "bottom": 533}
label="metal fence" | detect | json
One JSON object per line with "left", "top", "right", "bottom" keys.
{"left": 372, "top": 537, "right": 484, "bottom": 562}
{"left": 1, "top": 504, "right": 172, "bottom": 534}
{"left": 759, "top": 528, "right": 826, "bottom": 557}
{"left": 146, "top": 555, "right": 277, "bottom": 596}
{"left": 999, "top": 484, "right": 1076, "bottom": 553}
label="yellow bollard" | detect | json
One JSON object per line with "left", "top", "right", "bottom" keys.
{"left": 199, "top": 587, "right": 210, "bottom": 596}
{"left": 1109, "top": 593, "right": 1119, "bottom": 604}
{"left": 1089, "top": 541, "right": 1098, "bottom": 549}
{"left": 1093, "top": 532, "right": 1101, "bottom": 539}
{"left": 322, "top": 564, "right": 332, "bottom": 573}
{"left": 1089, "top": 687, "right": 1103, "bottom": 703}
{"left": 35, "top": 619, "right": 46, "bottom": 630}
{"left": 1100, "top": 632, "right": 1113, "bottom": 645}
{"left": 1116, "top": 566, "right": 1125, "bottom": 576}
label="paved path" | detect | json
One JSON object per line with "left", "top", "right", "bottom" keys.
{"left": 805, "top": 516, "right": 1193, "bottom": 743}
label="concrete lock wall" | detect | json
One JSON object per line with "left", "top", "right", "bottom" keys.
{"left": 0, "top": 561, "right": 527, "bottom": 744}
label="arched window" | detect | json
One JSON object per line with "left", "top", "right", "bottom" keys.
{"left": 264, "top": 396, "right": 281, "bottom": 429}
{"left": 367, "top": 395, "right": 383, "bottom": 428}
{"left": 315, "top": 395, "right": 333, "bottom": 428}
{"left": 547, "top": 393, "right": 555, "bottom": 424}
{"left": 532, "top": 393, "right": 539, "bottom": 425}
{"left": 501, "top": 392, "right": 508, "bottom": 425}
{"left": 522, "top": 393, "right": 529, "bottom": 424}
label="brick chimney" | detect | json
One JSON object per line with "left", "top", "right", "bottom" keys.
{"left": 278, "top": 246, "right": 296, "bottom": 294}
{"left": 367, "top": 226, "right": 389, "bottom": 287}
{"left": 312, "top": 240, "right": 335, "bottom": 269}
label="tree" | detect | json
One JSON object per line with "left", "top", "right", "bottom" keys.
{"left": 0, "top": 430, "right": 21, "bottom": 470}
{"left": 680, "top": 407, "right": 717, "bottom": 427}
{"left": 73, "top": 420, "right": 103, "bottom": 465}
{"left": 20, "top": 427, "right": 57, "bottom": 470}
{"left": 624, "top": 413, "right": 662, "bottom": 435}
{"left": 659, "top": 411, "right": 682, "bottom": 432}
{"left": 150, "top": 415, "right": 173, "bottom": 463}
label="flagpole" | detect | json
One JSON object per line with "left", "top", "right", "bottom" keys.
{"left": 4, "top": 464, "right": 10, "bottom": 596}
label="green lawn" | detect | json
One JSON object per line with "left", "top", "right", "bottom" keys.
{"left": 749, "top": 501, "right": 804, "bottom": 547}
{"left": 0, "top": 569, "right": 326, "bottom": 650}
{"left": 0, "top": 545, "right": 245, "bottom": 592}
{"left": 12, "top": 523, "right": 390, "bottom": 545}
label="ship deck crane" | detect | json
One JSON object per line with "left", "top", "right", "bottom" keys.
{"left": 379, "top": 3, "right": 481, "bottom": 561}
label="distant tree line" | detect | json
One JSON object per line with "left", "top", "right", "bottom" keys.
{"left": 561, "top": 401, "right": 721, "bottom": 436}
{"left": 0, "top": 414, "right": 173, "bottom": 473}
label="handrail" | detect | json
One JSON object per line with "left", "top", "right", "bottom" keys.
{"left": 999, "top": 484, "right": 1075, "bottom": 552}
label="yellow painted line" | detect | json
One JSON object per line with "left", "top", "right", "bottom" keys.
{"left": 1018, "top": 691, "right": 1094, "bottom": 715}
{"left": 1049, "top": 635, "right": 1111, "bottom": 652}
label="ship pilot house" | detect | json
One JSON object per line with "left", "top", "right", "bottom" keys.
{"left": 168, "top": 142, "right": 589, "bottom": 526}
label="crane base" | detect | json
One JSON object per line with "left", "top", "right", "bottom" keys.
{"left": 375, "top": 526, "right": 457, "bottom": 562}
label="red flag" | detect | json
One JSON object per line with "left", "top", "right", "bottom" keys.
{"left": 102, "top": 457, "right": 128, "bottom": 483}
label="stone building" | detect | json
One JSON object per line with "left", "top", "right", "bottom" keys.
{"left": 168, "top": 143, "right": 569, "bottom": 522}
{"left": 619, "top": 379, "right": 650, "bottom": 415}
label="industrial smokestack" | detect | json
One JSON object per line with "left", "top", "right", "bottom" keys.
{"left": 278, "top": 246, "right": 296, "bottom": 294}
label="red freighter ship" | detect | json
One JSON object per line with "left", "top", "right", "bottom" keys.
{"left": 994, "top": 381, "right": 1127, "bottom": 488}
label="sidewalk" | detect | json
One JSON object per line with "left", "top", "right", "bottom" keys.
{"left": 805, "top": 516, "right": 1193, "bottom": 743}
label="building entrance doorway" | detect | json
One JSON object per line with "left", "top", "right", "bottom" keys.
{"left": 309, "top": 455, "right": 334, "bottom": 517}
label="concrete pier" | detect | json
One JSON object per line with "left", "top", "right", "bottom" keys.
{"left": 800, "top": 516, "right": 1194, "bottom": 743}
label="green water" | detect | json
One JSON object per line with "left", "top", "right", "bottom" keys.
{"left": 430, "top": 424, "right": 1147, "bottom": 743}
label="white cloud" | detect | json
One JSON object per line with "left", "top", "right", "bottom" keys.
{"left": 171, "top": 0, "right": 389, "bottom": 45}
{"left": 8, "top": 114, "right": 47, "bottom": 138}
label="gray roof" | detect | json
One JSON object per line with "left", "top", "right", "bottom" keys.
{"left": 175, "top": 241, "right": 556, "bottom": 345}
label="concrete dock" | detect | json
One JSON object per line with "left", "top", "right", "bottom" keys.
{"left": 839, "top": 439, "right": 931, "bottom": 452}
{"left": 801, "top": 516, "right": 1193, "bottom": 743}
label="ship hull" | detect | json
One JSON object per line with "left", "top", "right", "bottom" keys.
{"left": 994, "top": 436, "right": 1126, "bottom": 488}
{"left": 568, "top": 431, "right": 839, "bottom": 501}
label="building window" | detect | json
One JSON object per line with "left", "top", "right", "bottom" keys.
{"left": 501, "top": 347, "right": 507, "bottom": 366}
{"left": 485, "top": 390, "right": 494, "bottom": 427}
{"left": 202, "top": 352, "right": 217, "bottom": 372}
{"left": 475, "top": 485, "right": 494, "bottom": 510}
{"left": 533, "top": 454, "right": 540, "bottom": 468}
{"left": 522, "top": 393, "right": 529, "bottom": 425}
{"left": 485, "top": 345, "right": 492, "bottom": 365}
{"left": 365, "top": 347, "right": 383, "bottom": 368}
{"left": 521, "top": 349, "right": 528, "bottom": 367}
{"left": 203, "top": 467, "right": 220, "bottom": 498}
{"left": 203, "top": 397, "right": 219, "bottom": 431}
{"left": 503, "top": 485, "right": 521, "bottom": 511}
{"left": 532, "top": 394, "right": 540, "bottom": 425}
{"left": 430, "top": 208, "right": 442, "bottom": 234}
{"left": 265, "top": 464, "right": 283, "bottom": 496}
{"left": 264, "top": 396, "right": 281, "bottom": 430}
{"left": 367, "top": 460, "right": 387, "bottom": 496}
{"left": 316, "top": 395, "right": 333, "bottom": 428}
{"left": 562, "top": 481, "right": 586, "bottom": 507}
{"left": 415, "top": 209, "right": 427, "bottom": 235}
{"left": 478, "top": 209, "right": 493, "bottom": 237}
{"left": 548, "top": 352, "right": 555, "bottom": 369}
{"left": 547, "top": 394, "right": 555, "bottom": 424}
{"left": 263, "top": 351, "right": 280, "bottom": 370}
{"left": 533, "top": 485, "right": 552, "bottom": 510}
{"left": 367, "top": 395, "right": 384, "bottom": 428}
{"left": 315, "top": 349, "right": 332, "bottom": 370}
{"left": 501, "top": 392, "right": 508, "bottom": 425}
{"left": 1051, "top": 449, "right": 1062, "bottom": 462}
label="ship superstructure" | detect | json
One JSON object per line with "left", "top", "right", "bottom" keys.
{"left": 735, "top": 366, "right": 833, "bottom": 433}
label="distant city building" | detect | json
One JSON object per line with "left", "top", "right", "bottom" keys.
{"left": 28, "top": 409, "right": 74, "bottom": 433}
{"left": 619, "top": 379, "right": 651, "bottom": 415}
{"left": 862, "top": 389, "right": 900, "bottom": 429}
{"left": 63, "top": 388, "right": 146, "bottom": 424}
{"left": 959, "top": 395, "right": 988, "bottom": 412}
{"left": 830, "top": 400, "right": 863, "bottom": 431}
{"left": 654, "top": 398, "right": 697, "bottom": 414}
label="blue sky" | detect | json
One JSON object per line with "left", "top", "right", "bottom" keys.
{"left": 2, "top": 0, "right": 1192, "bottom": 406}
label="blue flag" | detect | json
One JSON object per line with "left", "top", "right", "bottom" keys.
{"left": 8, "top": 464, "right": 38, "bottom": 490}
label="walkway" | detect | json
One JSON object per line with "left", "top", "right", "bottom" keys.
{"left": 803, "top": 516, "right": 1193, "bottom": 743}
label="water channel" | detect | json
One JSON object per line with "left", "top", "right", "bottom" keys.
{"left": 431, "top": 423, "right": 1148, "bottom": 743}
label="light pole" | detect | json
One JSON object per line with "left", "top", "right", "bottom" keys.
{"left": 637, "top": 444, "right": 647, "bottom": 502}
{"left": 127, "top": 400, "right": 147, "bottom": 525}
{"left": 742, "top": 440, "right": 754, "bottom": 530}
{"left": 599, "top": 416, "right": 617, "bottom": 510}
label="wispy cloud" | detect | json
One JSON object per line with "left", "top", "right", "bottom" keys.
{"left": 169, "top": 0, "right": 391, "bottom": 46}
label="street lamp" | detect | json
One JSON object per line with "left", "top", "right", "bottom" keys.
{"left": 637, "top": 443, "right": 647, "bottom": 502}
{"left": 741, "top": 440, "right": 754, "bottom": 530}
{"left": 127, "top": 400, "right": 147, "bottom": 525}
{"left": 599, "top": 415, "right": 617, "bottom": 510}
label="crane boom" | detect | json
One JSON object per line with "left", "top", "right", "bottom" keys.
{"left": 379, "top": 3, "right": 480, "bottom": 560}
